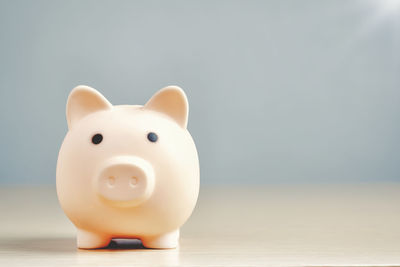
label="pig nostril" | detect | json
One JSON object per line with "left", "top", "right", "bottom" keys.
{"left": 108, "top": 176, "right": 115, "bottom": 187}
{"left": 130, "top": 177, "right": 138, "bottom": 187}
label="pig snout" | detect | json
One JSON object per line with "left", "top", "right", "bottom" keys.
{"left": 96, "top": 156, "right": 155, "bottom": 206}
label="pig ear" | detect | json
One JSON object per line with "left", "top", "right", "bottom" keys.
{"left": 144, "top": 86, "right": 189, "bottom": 128}
{"left": 66, "top": 85, "right": 112, "bottom": 129}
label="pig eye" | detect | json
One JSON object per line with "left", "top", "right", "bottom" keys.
{"left": 91, "top": 133, "right": 103, "bottom": 145}
{"left": 147, "top": 132, "right": 158, "bottom": 142}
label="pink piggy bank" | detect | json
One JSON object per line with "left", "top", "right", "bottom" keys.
{"left": 56, "top": 85, "right": 200, "bottom": 249}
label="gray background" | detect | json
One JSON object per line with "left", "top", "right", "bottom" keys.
{"left": 0, "top": 0, "right": 399, "bottom": 185}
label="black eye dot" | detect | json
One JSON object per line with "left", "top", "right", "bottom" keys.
{"left": 147, "top": 132, "right": 158, "bottom": 142}
{"left": 91, "top": 133, "right": 103, "bottom": 145}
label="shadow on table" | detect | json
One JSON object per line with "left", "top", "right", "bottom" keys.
{"left": 0, "top": 237, "right": 149, "bottom": 254}
{"left": 1, "top": 238, "right": 180, "bottom": 266}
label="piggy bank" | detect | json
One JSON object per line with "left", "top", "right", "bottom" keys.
{"left": 56, "top": 85, "right": 199, "bottom": 249}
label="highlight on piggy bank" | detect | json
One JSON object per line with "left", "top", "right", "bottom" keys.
{"left": 56, "top": 85, "right": 200, "bottom": 249}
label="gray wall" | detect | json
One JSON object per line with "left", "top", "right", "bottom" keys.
{"left": 0, "top": 0, "right": 399, "bottom": 185}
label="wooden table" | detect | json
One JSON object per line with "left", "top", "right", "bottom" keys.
{"left": 1, "top": 184, "right": 400, "bottom": 266}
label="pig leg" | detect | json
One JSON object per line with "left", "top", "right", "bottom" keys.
{"left": 141, "top": 229, "right": 180, "bottom": 249}
{"left": 77, "top": 229, "right": 111, "bottom": 249}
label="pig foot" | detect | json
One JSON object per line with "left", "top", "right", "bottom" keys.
{"left": 77, "top": 229, "right": 111, "bottom": 249}
{"left": 141, "top": 229, "right": 180, "bottom": 249}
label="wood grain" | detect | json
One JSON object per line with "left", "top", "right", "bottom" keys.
{"left": 1, "top": 184, "right": 400, "bottom": 266}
